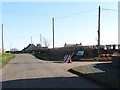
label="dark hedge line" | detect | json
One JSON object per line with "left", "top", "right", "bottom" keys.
{"left": 5, "top": 51, "right": 22, "bottom": 54}
{"left": 33, "top": 47, "right": 119, "bottom": 61}
{"left": 6, "top": 47, "right": 119, "bottom": 61}
{"left": 33, "top": 48, "right": 106, "bottom": 61}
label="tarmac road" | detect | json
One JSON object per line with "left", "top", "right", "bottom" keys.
{"left": 1, "top": 54, "right": 105, "bottom": 88}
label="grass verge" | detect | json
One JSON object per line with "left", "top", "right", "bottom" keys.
{"left": 0, "top": 53, "right": 15, "bottom": 68}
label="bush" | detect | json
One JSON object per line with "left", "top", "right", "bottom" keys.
{"left": 34, "top": 47, "right": 119, "bottom": 61}
{"left": 34, "top": 47, "right": 96, "bottom": 61}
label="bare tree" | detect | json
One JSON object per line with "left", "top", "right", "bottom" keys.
{"left": 43, "top": 37, "right": 50, "bottom": 47}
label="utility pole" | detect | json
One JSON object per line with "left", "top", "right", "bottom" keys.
{"left": 10, "top": 42, "right": 11, "bottom": 53}
{"left": 31, "top": 36, "right": 32, "bottom": 51}
{"left": 2, "top": 24, "right": 4, "bottom": 55}
{"left": 52, "top": 18, "right": 55, "bottom": 49}
{"left": 31, "top": 36, "right": 32, "bottom": 44}
{"left": 40, "top": 34, "right": 42, "bottom": 48}
{"left": 98, "top": 6, "right": 101, "bottom": 55}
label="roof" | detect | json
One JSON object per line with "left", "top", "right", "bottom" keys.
{"left": 22, "top": 44, "right": 36, "bottom": 51}
{"left": 22, "top": 44, "right": 48, "bottom": 52}
{"left": 64, "top": 43, "right": 82, "bottom": 47}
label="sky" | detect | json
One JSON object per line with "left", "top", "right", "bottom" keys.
{"left": 0, "top": 1, "right": 119, "bottom": 51}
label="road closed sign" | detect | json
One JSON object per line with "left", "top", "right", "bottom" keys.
{"left": 77, "top": 50, "right": 84, "bottom": 56}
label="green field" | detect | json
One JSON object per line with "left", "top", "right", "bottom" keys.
{"left": 0, "top": 53, "right": 15, "bottom": 68}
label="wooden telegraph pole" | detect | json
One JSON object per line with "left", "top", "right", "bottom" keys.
{"left": 98, "top": 6, "right": 101, "bottom": 55}
{"left": 40, "top": 34, "right": 42, "bottom": 48}
{"left": 31, "top": 36, "right": 32, "bottom": 51}
{"left": 52, "top": 18, "right": 55, "bottom": 49}
{"left": 2, "top": 24, "right": 4, "bottom": 55}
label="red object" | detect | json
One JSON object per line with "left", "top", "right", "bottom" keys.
{"left": 67, "top": 55, "right": 72, "bottom": 63}
{"left": 98, "top": 54, "right": 112, "bottom": 61}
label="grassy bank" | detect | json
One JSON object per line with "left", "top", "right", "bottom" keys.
{"left": 0, "top": 53, "right": 15, "bottom": 68}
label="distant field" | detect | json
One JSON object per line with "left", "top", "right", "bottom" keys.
{"left": 0, "top": 53, "right": 15, "bottom": 68}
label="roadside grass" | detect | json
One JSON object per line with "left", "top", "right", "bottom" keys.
{"left": 0, "top": 53, "right": 15, "bottom": 68}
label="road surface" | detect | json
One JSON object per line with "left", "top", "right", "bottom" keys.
{"left": 1, "top": 54, "right": 105, "bottom": 88}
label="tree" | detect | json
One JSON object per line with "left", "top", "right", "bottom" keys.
{"left": 36, "top": 43, "right": 41, "bottom": 47}
{"left": 43, "top": 37, "right": 50, "bottom": 47}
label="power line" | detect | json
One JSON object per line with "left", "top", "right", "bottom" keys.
{"left": 40, "top": 21, "right": 51, "bottom": 33}
{"left": 102, "top": 8, "right": 118, "bottom": 11}
{"left": 55, "top": 8, "right": 97, "bottom": 19}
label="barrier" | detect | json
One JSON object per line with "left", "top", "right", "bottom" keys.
{"left": 63, "top": 55, "right": 68, "bottom": 62}
{"left": 63, "top": 53, "right": 74, "bottom": 63}
{"left": 98, "top": 54, "right": 112, "bottom": 61}
{"left": 67, "top": 55, "right": 72, "bottom": 63}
